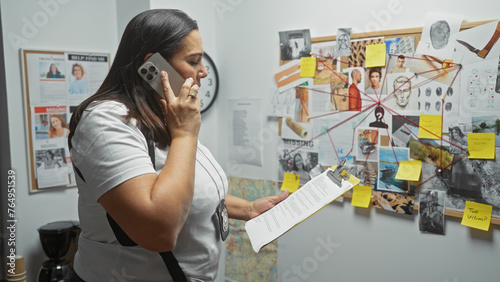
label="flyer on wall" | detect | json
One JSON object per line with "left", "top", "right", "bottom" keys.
{"left": 22, "top": 49, "right": 110, "bottom": 192}
{"left": 30, "top": 105, "right": 74, "bottom": 189}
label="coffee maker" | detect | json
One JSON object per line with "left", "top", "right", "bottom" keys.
{"left": 38, "top": 221, "right": 80, "bottom": 282}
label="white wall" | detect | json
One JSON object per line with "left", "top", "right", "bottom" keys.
{"left": 1, "top": 0, "right": 122, "bottom": 278}
{"left": 176, "top": 0, "right": 500, "bottom": 281}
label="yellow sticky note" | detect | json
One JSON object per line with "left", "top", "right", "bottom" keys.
{"left": 281, "top": 172, "right": 300, "bottom": 193}
{"left": 395, "top": 160, "right": 422, "bottom": 181}
{"left": 365, "top": 43, "right": 386, "bottom": 67}
{"left": 461, "top": 201, "right": 492, "bottom": 231}
{"left": 300, "top": 57, "right": 317, "bottom": 77}
{"left": 418, "top": 115, "right": 442, "bottom": 139}
{"left": 351, "top": 185, "right": 372, "bottom": 208}
{"left": 468, "top": 133, "right": 495, "bottom": 159}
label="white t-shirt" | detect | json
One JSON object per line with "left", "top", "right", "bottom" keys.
{"left": 365, "top": 86, "right": 385, "bottom": 95}
{"left": 70, "top": 101, "right": 226, "bottom": 281}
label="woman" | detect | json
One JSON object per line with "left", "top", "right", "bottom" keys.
{"left": 43, "top": 150, "right": 61, "bottom": 169}
{"left": 448, "top": 126, "right": 467, "bottom": 154}
{"left": 48, "top": 114, "right": 69, "bottom": 138}
{"left": 69, "top": 63, "right": 88, "bottom": 94}
{"left": 293, "top": 153, "right": 310, "bottom": 183}
{"left": 68, "top": 9, "right": 288, "bottom": 281}
{"left": 46, "top": 63, "right": 63, "bottom": 78}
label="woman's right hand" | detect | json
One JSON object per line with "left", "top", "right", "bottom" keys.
{"left": 159, "top": 71, "right": 201, "bottom": 140}
{"left": 99, "top": 70, "right": 201, "bottom": 252}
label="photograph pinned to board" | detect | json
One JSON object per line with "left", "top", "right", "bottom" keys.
{"left": 34, "top": 147, "right": 69, "bottom": 189}
{"left": 279, "top": 29, "right": 312, "bottom": 61}
{"left": 347, "top": 37, "right": 384, "bottom": 69}
{"left": 364, "top": 66, "right": 387, "bottom": 96}
{"left": 66, "top": 53, "right": 110, "bottom": 106}
{"left": 471, "top": 114, "right": 500, "bottom": 146}
{"left": 453, "top": 20, "right": 500, "bottom": 64}
{"left": 25, "top": 52, "right": 67, "bottom": 105}
{"left": 356, "top": 128, "right": 380, "bottom": 163}
{"left": 377, "top": 146, "right": 410, "bottom": 193}
{"left": 21, "top": 49, "right": 110, "bottom": 193}
{"left": 416, "top": 12, "right": 463, "bottom": 59}
{"left": 274, "top": 59, "right": 312, "bottom": 93}
{"left": 311, "top": 40, "right": 338, "bottom": 78}
{"left": 372, "top": 191, "right": 414, "bottom": 215}
{"left": 277, "top": 138, "right": 319, "bottom": 186}
{"left": 384, "top": 36, "right": 415, "bottom": 56}
{"left": 385, "top": 36, "right": 416, "bottom": 74}
{"left": 280, "top": 116, "right": 312, "bottom": 141}
{"left": 419, "top": 189, "right": 446, "bottom": 234}
{"left": 336, "top": 28, "right": 352, "bottom": 57}
{"left": 346, "top": 67, "right": 366, "bottom": 112}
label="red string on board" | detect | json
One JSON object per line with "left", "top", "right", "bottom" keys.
{"left": 284, "top": 53, "right": 465, "bottom": 193}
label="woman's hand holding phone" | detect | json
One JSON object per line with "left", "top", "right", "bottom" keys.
{"left": 159, "top": 71, "right": 201, "bottom": 141}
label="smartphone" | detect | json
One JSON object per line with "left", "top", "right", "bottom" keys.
{"left": 137, "top": 52, "right": 185, "bottom": 99}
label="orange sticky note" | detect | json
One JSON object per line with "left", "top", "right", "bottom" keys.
{"left": 351, "top": 185, "right": 372, "bottom": 208}
{"left": 468, "top": 133, "right": 495, "bottom": 159}
{"left": 366, "top": 43, "right": 386, "bottom": 68}
{"left": 300, "top": 57, "right": 317, "bottom": 77}
{"left": 281, "top": 172, "right": 300, "bottom": 193}
{"left": 461, "top": 201, "right": 492, "bottom": 231}
{"left": 395, "top": 160, "right": 422, "bottom": 181}
{"left": 418, "top": 115, "right": 442, "bottom": 139}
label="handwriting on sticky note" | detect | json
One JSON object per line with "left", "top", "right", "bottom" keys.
{"left": 365, "top": 43, "right": 386, "bottom": 68}
{"left": 418, "top": 115, "right": 442, "bottom": 139}
{"left": 468, "top": 133, "right": 495, "bottom": 159}
{"left": 461, "top": 201, "right": 492, "bottom": 231}
{"left": 395, "top": 160, "right": 421, "bottom": 181}
{"left": 300, "top": 57, "right": 317, "bottom": 77}
{"left": 351, "top": 185, "right": 372, "bottom": 208}
{"left": 281, "top": 172, "right": 300, "bottom": 193}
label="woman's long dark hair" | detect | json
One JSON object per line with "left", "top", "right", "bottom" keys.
{"left": 47, "top": 63, "right": 61, "bottom": 77}
{"left": 69, "top": 9, "right": 198, "bottom": 149}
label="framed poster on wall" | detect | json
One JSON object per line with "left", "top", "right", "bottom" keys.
{"left": 20, "top": 49, "right": 110, "bottom": 193}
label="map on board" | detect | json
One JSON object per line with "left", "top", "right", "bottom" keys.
{"left": 225, "top": 176, "right": 278, "bottom": 282}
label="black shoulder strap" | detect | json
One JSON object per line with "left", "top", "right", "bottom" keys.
{"left": 69, "top": 131, "right": 186, "bottom": 282}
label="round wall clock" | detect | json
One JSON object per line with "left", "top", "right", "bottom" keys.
{"left": 199, "top": 53, "right": 219, "bottom": 114}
